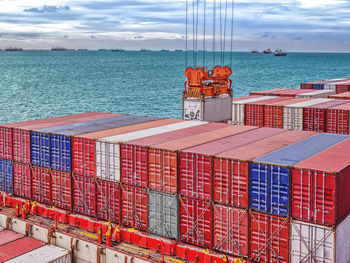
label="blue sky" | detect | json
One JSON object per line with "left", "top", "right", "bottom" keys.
{"left": 0, "top": 0, "right": 349, "bottom": 51}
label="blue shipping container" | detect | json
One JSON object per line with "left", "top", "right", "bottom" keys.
{"left": 0, "top": 159, "right": 13, "bottom": 194}
{"left": 31, "top": 131, "right": 50, "bottom": 168}
{"left": 250, "top": 133, "right": 349, "bottom": 216}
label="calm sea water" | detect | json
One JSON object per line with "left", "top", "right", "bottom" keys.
{"left": 0, "top": 51, "right": 350, "bottom": 123}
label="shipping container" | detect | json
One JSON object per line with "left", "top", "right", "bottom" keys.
{"left": 283, "top": 98, "right": 330, "bottom": 130}
{"left": 80, "top": 119, "right": 183, "bottom": 181}
{"left": 335, "top": 81, "right": 350, "bottom": 94}
{"left": 290, "top": 215, "right": 350, "bottom": 263}
{"left": 179, "top": 196, "right": 213, "bottom": 248}
{"left": 250, "top": 133, "right": 348, "bottom": 216}
{"left": 180, "top": 127, "right": 284, "bottom": 201}
{"left": 5, "top": 245, "right": 71, "bottom": 263}
{"left": 13, "top": 162, "right": 31, "bottom": 199}
{"left": 32, "top": 166, "right": 51, "bottom": 205}
{"left": 0, "top": 112, "right": 116, "bottom": 162}
{"left": 329, "top": 91, "right": 350, "bottom": 100}
{"left": 292, "top": 138, "right": 350, "bottom": 226}
{"left": 0, "top": 159, "right": 13, "bottom": 194}
{"left": 264, "top": 98, "right": 308, "bottom": 129}
{"left": 326, "top": 101, "right": 350, "bottom": 134}
{"left": 303, "top": 99, "right": 346, "bottom": 132}
{"left": 51, "top": 170, "right": 72, "bottom": 210}
{"left": 213, "top": 204, "right": 249, "bottom": 258}
{"left": 272, "top": 89, "right": 316, "bottom": 97}
{"left": 295, "top": 89, "right": 336, "bottom": 98}
{"left": 118, "top": 121, "right": 206, "bottom": 188}
{"left": 214, "top": 130, "right": 315, "bottom": 208}
{"left": 250, "top": 211, "right": 289, "bottom": 263}
{"left": 96, "top": 179, "right": 121, "bottom": 223}
{"left": 232, "top": 96, "right": 276, "bottom": 125}
{"left": 72, "top": 174, "right": 96, "bottom": 217}
{"left": 32, "top": 114, "right": 135, "bottom": 172}
{"left": 183, "top": 95, "right": 232, "bottom": 122}
{"left": 0, "top": 237, "right": 45, "bottom": 262}
{"left": 0, "top": 230, "right": 24, "bottom": 246}
{"left": 250, "top": 88, "right": 288, "bottom": 96}
{"left": 245, "top": 97, "right": 291, "bottom": 127}
{"left": 148, "top": 189, "right": 179, "bottom": 239}
{"left": 150, "top": 125, "right": 256, "bottom": 194}
{"left": 121, "top": 184, "right": 148, "bottom": 231}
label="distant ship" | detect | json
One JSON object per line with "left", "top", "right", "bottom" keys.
{"left": 78, "top": 49, "right": 88, "bottom": 51}
{"left": 97, "top": 49, "right": 108, "bottom": 51}
{"left": 175, "top": 49, "right": 183, "bottom": 52}
{"left": 140, "top": 48, "right": 151, "bottom": 52}
{"left": 251, "top": 49, "right": 259, "bottom": 53}
{"left": 263, "top": 48, "right": 272, "bottom": 54}
{"left": 111, "top": 48, "right": 125, "bottom": 52}
{"left": 51, "top": 47, "right": 67, "bottom": 51}
{"left": 274, "top": 49, "right": 287, "bottom": 56}
{"left": 160, "top": 49, "right": 170, "bottom": 52}
{"left": 5, "top": 47, "right": 23, "bottom": 51}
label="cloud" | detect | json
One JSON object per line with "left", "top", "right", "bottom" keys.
{"left": 24, "top": 5, "right": 70, "bottom": 13}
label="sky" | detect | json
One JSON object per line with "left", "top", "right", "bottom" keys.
{"left": 0, "top": 0, "right": 349, "bottom": 52}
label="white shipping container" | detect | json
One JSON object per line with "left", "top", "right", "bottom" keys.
{"left": 96, "top": 120, "right": 207, "bottom": 181}
{"left": 5, "top": 245, "right": 71, "bottom": 263}
{"left": 232, "top": 96, "right": 276, "bottom": 125}
{"left": 283, "top": 98, "right": 330, "bottom": 130}
{"left": 295, "top": 90, "right": 336, "bottom": 98}
{"left": 183, "top": 95, "right": 232, "bottom": 122}
{"left": 290, "top": 215, "right": 350, "bottom": 263}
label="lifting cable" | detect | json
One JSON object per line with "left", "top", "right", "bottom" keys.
{"left": 203, "top": 0, "right": 206, "bottom": 66}
{"left": 223, "top": 0, "right": 229, "bottom": 66}
{"left": 192, "top": 0, "right": 195, "bottom": 66}
{"left": 219, "top": 0, "right": 223, "bottom": 66}
{"left": 230, "top": 0, "right": 235, "bottom": 70}
{"left": 213, "top": 0, "right": 216, "bottom": 67}
{"left": 195, "top": 0, "right": 200, "bottom": 66}
{"left": 185, "top": 0, "right": 188, "bottom": 68}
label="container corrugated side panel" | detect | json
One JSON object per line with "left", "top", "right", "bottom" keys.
{"left": 283, "top": 98, "right": 330, "bottom": 130}
{"left": 0, "top": 127, "right": 12, "bottom": 160}
{"left": 13, "top": 128, "right": 31, "bottom": 163}
{"left": 148, "top": 190, "right": 179, "bottom": 239}
{"left": 13, "top": 162, "right": 31, "bottom": 199}
{"left": 30, "top": 131, "right": 50, "bottom": 168}
{"left": 179, "top": 197, "right": 213, "bottom": 248}
{"left": 0, "top": 230, "right": 24, "bottom": 246}
{"left": 296, "top": 90, "right": 336, "bottom": 98}
{"left": 250, "top": 212, "right": 289, "bottom": 263}
{"left": 96, "top": 179, "right": 121, "bottom": 223}
{"left": 32, "top": 166, "right": 51, "bottom": 205}
{"left": 0, "top": 159, "right": 13, "bottom": 194}
{"left": 213, "top": 204, "right": 249, "bottom": 257}
{"left": 0, "top": 237, "right": 45, "bottom": 262}
{"left": 232, "top": 96, "right": 276, "bottom": 125}
{"left": 5, "top": 245, "right": 71, "bottom": 263}
{"left": 326, "top": 102, "right": 350, "bottom": 134}
{"left": 72, "top": 174, "right": 96, "bottom": 217}
{"left": 51, "top": 170, "right": 72, "bottom": 211}
{"left": 121, "top": 184, "right": 147, "bottom": 231}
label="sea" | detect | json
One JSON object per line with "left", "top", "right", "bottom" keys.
{"left": 1, "top": 51, "right": 350, "bottom": 123}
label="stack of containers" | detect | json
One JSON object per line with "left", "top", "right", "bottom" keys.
{"left": 329, "top": 91, "right": 350, "bottom": 100}
{"left": 326, "top": 101, "right": 350, "bottom": 134}
{"left": 177, "top": 127, "right": 285, "bottom": 249}
{"left": 295, "top": 90, "right": 336, "bottom": 98}
{"left": 249, "top": 133, "right": 349, "bottom": 263}
{"left": 291, "top": 138, "right": 350, "bottom": 262}
{"left": 301, "top": 78, "right": 350, "bottom": 93}
{"left": 251, "top": 88, "right": 335, "bottom": 98}
{"left": 214, "top": 130, "right": 316, "bottom": 259}
{"left": 303, "top": 100, "right": 347, "bottom": 132}
{"left": 232, "top": 96, "right": 276, "bottom": 125}
{"left": 0, "top": 112, "right": 119, "bottom": 199}
{"left": 93, "top": 120, "right": 208, "bottom": 231}
{"left": 250, "top": 88, "right": 289, "bottom": 96}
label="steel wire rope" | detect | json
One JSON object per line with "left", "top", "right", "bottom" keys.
{"left": 185, "top": 0, "right": 188, "bottom": 68}
{"left": 195, "top": 0, "right": 200, "bottom": 66}
{"left": 230, "top": 0, "right": 234, "bottom": 69}
{"left": 223, "top": 0, "right": 229, "bottom": 66}
{"left": 219, "top": 0, "right": 223, "bottom": 66}
{"left": 213, "top": 0, "right": 216, "bottom": 67}
{"left": 193, "top": 0, "right": 195, "bottom": 66}
{"left": 203, "top": 0, "right": 206, "bottom": 66}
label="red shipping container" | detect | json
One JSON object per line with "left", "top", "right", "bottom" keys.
{"left": 51, "top": 170, "right": 72, "bottom": 210}
{"left": 32, "top": 166, "right": 51, "bottom": 205}
{"left": 336, "top": 84, "right": 350, "bottom": 94}
{"left": 326, "top": 101, "right": 350, "bottom": 134}
{"left": 214, "top": 130, "right": 315, "bottom": 208}
{"left": 213, "top": 204, "right": 249, "bottom": 257}
{"left": 13, "top": 162, "right": 31, "bottom": 199}
{"left": 180, "top": 196, "right": 213, "bottom": 248}
{"left": 329, "top": 91, "right": 350, "bottom": 100}
{"left": 121, "top": 184, "right": 147, "bottom": 231}
{"left": 292, "top": 138, "right": 350, "bottom": 226}
{"left": 264, "top": 98, "right": 308, "bottom": 128}
{"left": 0, "top": 237, "right": 45, "bottom": 262}
{"left": 148, "top": 125, "right": 255, "bottom": 194}
{"left": 0, "top": 230, "right": 24, "bottom": 246}
{"left": 250, "top": 211, "right": 290, "bottom": 263}
{"left": 0, "top": 127, "right": 12, "bottom": 160}
{"left": 73, "top": 174, "right": 96, "bottom": 217}
{"left": 74, "top": 119, "right": 178, "bottom": 177}
{"left": 301, "top": 83, "right": 313, "bottom": 89}
{"left": 96, "top": 179, "right": 121, "bottom": 223}
{"left": 180, "top": 127, "right": 284, "bottom": 201}
{"left": 250, "top": 88, "right": 288, "bottom": 96}
{"left": 120, "top": 144, "right": 148, "bottom": 188}
{"left": 12, "top": 128, "right": 31, "bottom": 163}
{"left": 303, "top": 100, "right": 346, "bottom": 132}
{"left": 245, "top": 97, "right": 290, "bottom": 127}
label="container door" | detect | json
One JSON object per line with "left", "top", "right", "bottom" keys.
{"left": 96, "top": 141, "right": 120, "bottom": 182}
{"left": 0, "top": 159, "right": 13, "bottom": 194}
{"left": 0, "top": 127, "right": 13, "bottom": 160}
{"left": 96, "top": 180, "right": 121, "bottom": 223}
{"left": 31, "top": 132, "right": 50, "bottom": 167}
{"left": 14, "top": 129, "right": 31, "bottom": 163}
{"left": 270, "top": 165, "right": 290, "bottom": 216}
{"left": 50, "top": 134, "right": 71, "bottom": 172}
{"left": 250, "top": 163, "right": 269, "bottom": 213}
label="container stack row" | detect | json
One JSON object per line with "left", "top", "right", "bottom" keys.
{"left": 300, "top": 78, "right": 350, "bottom": 93}
{"left": 232, "top": 96, "right": 350, "bottom": 134}
{"left": 1, "top": 112, "right": 350, "bottom": 263}
{"left": 250, "top": 88, "right": 336, "bottom": 98}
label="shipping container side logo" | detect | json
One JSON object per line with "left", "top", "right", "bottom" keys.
{"left": 184, "top": 101, "right": 202, "bottom": 120}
